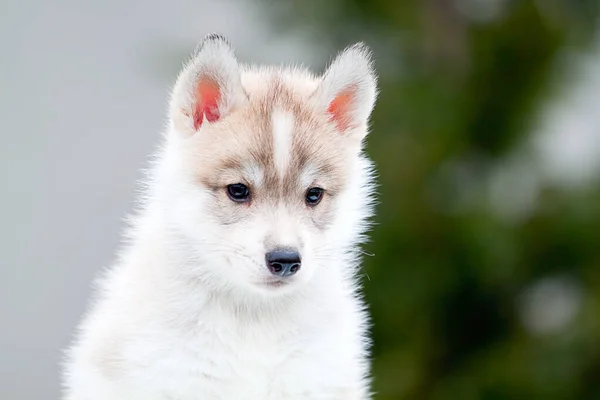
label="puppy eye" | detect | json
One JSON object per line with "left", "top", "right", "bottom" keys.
{"left": 305, "top": 187, "right": 324, "bottom": 206}
{"left": 227, "top": 183, "right": 251, "bottom": 203}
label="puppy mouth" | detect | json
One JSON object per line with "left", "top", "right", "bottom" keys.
{"left": 261, "top": 278, "right": 289, "bottom": 288}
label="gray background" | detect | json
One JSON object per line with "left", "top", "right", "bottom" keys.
{"left": 0, "top": 1, "right": 327, "bottom": 398}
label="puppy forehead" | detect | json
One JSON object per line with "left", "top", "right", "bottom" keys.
{"left": 191, "top": 89, "right": 347, "bottom": 189}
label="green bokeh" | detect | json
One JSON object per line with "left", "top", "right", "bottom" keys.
{"left": 272, "top": 1, "right": 600, "bottom": 398}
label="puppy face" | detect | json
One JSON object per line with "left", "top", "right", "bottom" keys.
{"left": 163, "top": 35, "right": 377, "bottom": 296}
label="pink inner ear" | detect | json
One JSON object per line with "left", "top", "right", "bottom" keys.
{"left": 327, "top": 91, "right": 354, "bottom": 132}
{"left": 193, "top": 80, "right": 221, "bottom": 130}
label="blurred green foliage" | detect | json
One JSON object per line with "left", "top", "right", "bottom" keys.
{"left": 272, "top": 1, "right": 600, "bottom": 398}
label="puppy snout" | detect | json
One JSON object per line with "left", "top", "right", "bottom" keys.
{"left": 265, "top": 248, "right": 301, "bottom": 277}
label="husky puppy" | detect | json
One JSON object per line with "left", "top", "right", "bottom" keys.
{"left": 62, "top": 34, "right": 378, "bottom": 400}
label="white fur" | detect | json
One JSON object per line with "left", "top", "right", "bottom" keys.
{"left": 299, "top": 162, "right": 319, "bottom": 191}
{"left": 272, "top": 109, "right": 294, "bottom": 177}
{"left": 242, "top": 162, "right": 264, "bottom": 187}
{"left": 62, "top": 35, "right": 378, "bottom": 400}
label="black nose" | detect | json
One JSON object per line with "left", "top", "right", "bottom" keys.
{"left": 265, "top": 248, "right": 301, "bottom": 277}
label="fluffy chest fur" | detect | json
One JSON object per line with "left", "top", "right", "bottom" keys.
{"left": 66, "top": 252, "right": 369, "bottom": 400}
{"left": 122, "top": 298, "right": 366, "bottom": 400}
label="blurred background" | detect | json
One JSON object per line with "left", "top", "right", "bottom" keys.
{"left": 1, "top": 0, "right": 600, "bottom": 398}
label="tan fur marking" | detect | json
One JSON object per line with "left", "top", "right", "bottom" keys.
{"left": 185, "top": 68, "right": 351, "bottom": 230}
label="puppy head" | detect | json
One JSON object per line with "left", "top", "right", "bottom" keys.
{"left": 161, "top": 35, "right": 377, "bottom": 297}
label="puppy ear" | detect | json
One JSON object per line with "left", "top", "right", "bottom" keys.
{"left": 311, "top": 43, "right": 378, "bottom": 137}
{"left": 169, "top": 34, "right": 247, "bottom": 135}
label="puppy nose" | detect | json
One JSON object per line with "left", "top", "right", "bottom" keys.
{"left": 265, "top": 248, "right": 301, "bottom": 277}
